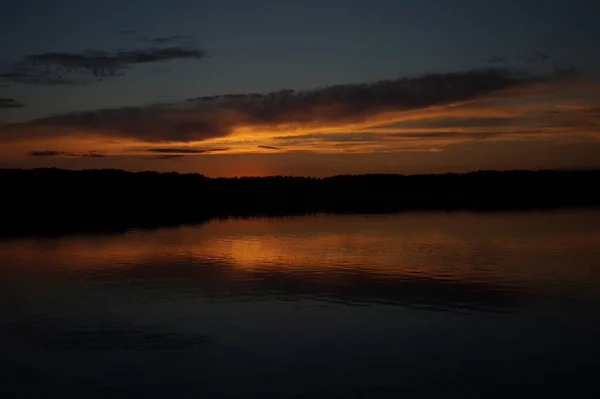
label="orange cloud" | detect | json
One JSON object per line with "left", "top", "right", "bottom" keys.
{"left": 1, "top": 67, "right": 598, "bottom": 158}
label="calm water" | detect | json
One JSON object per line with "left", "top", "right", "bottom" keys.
{"left": 1, "top": 210, "right": 600, "bottom": 398}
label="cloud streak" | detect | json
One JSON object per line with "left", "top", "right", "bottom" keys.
{"left": 0, "top": 46, "right": 207, "bottom": 85}
{"left": 517, "top": 52, "right": 552, "bottom": 63}
{"left": 1, "top": 66, "right": 596, "bottom": 158}
{"left": 1, "top": 68, "right": 547, "bottom": 140}
{"left": 484, "top": 55, "right": 505, "bottom": 63}
{"left": 120, "top": 29, "right": 158, "bottom": 35}
{"left": 145, "top": 155, "right": 185, "bottom": 160}
{"left": 0, "top": 98, "right": 25, "bottom": 109}
{"left": 145, "top": 148, "right": 229, "bottom": 154}
{"left": 150, "top": 36, "right": 195, "bottom": 45}
{"left": 28, "top": 150, "right": 107, "bottom": 157}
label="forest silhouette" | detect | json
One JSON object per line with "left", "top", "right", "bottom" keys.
{"left": 2, "top": 168, "right": 599, "bottom": 236}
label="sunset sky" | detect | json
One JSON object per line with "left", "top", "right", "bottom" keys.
{"left": 1, "top": 0, "right": 599, "bottom": 176}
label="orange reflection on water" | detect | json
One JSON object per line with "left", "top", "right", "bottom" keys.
{"left": 1, "top": 210, "right": 600, "bottom": 295}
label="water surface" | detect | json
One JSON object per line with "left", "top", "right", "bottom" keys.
{"left": 2, "top": 210, "right": 600, "bottom": 398}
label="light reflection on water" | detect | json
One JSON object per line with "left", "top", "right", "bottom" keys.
{"left": 1, "top": 210, "right": 600, "bottom": 398}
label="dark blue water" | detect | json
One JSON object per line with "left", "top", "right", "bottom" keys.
{"left": 2, "top": 210, "right": 600, "bottom": 398}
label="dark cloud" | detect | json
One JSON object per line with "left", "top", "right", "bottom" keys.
{"left": 146, "top": 148, "right": 229, "bottom": 154}
{"left": 145, "top": 155, "right": 185, "bottom": 160}
{"left": 81, "top": 152, "right": 109, "bottom": 158}
{"left": 0, "top": 98, "right": 24, "bottom": 109}
{"left": 277, "top": 133, "right": 381, "bottom": 143}
{"left": 484, "top": 55, "right": 505, "bottom": 63}
{"left": 28, "top": 150, "right": 107, "bottom": 157}
{"left": 274, "top": 130, "right": 530, "bottom": 145}
{"left": 4, "top": 105, "right": 232, "bottom": 142}
{"left": 553, "top": 66, "right": 577, "bottom": 79}
{"left": 28, "top": 150, "right": 65, "bottom": 157}
{"left": 258, "top": 145, "right": 280, "bottom": 150}
{"left": 150, "top": 35, "right": 195, "bottom": 44}
{"left": 1, "top": 68, "right": 555, "bottom": 143}
{"left": 120, "top": 28, "right": 158, "bottom": 35}
{"left": 151, "top": 67, "right": 172, "bottom": 73}
{"left": 117, "top": 47, "right": 205, "bottom": 64}
{"left": 395, "top": 116, "right": 516, "bottom": 129}
{"left": 388, "top": 131, "right": 503, "bottom": 140}
{"left": 517, "top": 52, "right": 552, "bottom": 63}
{"left": 0, "top": 46, "right": 207, "bottom": 85}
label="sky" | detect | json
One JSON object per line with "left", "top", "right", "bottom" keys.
{"left": 1, "top": 0, "right": 599, "bottom": 176}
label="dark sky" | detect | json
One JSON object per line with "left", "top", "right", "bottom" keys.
{"left": 1, "top": 0, "right": 599, "bottom": 176}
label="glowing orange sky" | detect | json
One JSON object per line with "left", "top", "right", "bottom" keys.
{"left": 1, "top": 71, "right": 599, "bottom": 176}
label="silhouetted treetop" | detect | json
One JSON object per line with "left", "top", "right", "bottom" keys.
{"left": 2, "top": 168, "right": 599, "bottom": 236}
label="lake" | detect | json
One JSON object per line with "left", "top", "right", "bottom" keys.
{"left": 1, "top": 210, "right": 600, "bottom": 398}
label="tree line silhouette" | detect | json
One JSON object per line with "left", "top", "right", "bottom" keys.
{"left": 2, "top": 168, "right": 599, "bottom": 236}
